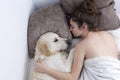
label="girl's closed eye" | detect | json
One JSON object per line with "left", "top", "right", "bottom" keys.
{"left": 70, "top": 26, "right": 75, "bottom": 29}
{"left": 70, "top": 27, "right": 73, "bottom": 29}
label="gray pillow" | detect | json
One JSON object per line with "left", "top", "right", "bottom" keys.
{"left": 28, "top": 3, "right": 72, "bottom": 58}
{"left": 60, "top": 0, "right": 120, "bottom": 30}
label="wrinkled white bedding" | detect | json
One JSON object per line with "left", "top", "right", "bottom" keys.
{"left": 108, "top": 27, "right": 120, "bottom": 54}
{"left": 79, "top": 56, "right": 120, "bottom": 80}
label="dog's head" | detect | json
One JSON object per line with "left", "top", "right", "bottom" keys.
{"left": 35, "top": 32, "right": 70, "bottom": 57}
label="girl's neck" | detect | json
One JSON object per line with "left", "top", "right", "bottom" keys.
{"left": 81, "top": 30, "right": 90, "bottom": 38}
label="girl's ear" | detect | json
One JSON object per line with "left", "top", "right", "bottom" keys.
{"left": 80, "top": 23, "right": 88, "bottom": 30}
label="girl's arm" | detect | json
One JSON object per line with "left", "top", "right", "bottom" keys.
{"left": 35, "top": 42, "right": 86, "bottom": 80}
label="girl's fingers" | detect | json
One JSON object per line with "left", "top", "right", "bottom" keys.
{"left": 38, "top": 60, "right": 41, "bottom": 63}
{"left": 36, "top": 58, "right": 41, "bottom": 63}
{"left": 36, "top": 58, "right": 45, "bottom": 63}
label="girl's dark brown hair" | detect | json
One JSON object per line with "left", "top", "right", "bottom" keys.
{"left": 71, "top": 0, "right": 101, "bottom": 31}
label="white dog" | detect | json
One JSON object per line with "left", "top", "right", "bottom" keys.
{"left": 30, "top": 32, "right": 74, "bottom": 80}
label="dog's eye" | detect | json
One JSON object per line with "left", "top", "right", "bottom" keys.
{"left": 54, "top": 38, "right": 58, "bottom": 42}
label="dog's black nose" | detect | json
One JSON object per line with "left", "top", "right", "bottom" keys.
{"left": 66, "top": 39, "right": 71, "bottom": 45}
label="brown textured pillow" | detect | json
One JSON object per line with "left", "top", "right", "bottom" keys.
{"left": 28, "top": 3, "right": 72, "bottom": 58}
{"left": 60, "top": 0, "right": 120, "bottom": 30}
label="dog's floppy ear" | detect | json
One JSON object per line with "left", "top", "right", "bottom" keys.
{"left": 37, "top": 41, "right": 51, "bottom": 57}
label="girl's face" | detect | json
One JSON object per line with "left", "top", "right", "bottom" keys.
{"left": 70, "top": 19, "right": 83, "bottom": 37}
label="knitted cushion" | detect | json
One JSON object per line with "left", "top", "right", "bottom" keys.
{"left": 28, "top": 3, "right": 72, "bottom": 58}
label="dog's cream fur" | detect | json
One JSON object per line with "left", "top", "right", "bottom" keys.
{"left": 30, "top": 32, "right": 74, "bottom": 80}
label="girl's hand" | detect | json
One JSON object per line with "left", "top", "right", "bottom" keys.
{"left": 35, "top": 59, "right": 48, "bottom": 73}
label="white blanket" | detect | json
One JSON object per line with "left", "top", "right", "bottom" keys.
{"left": 79, "top": 56, "right": 120, "bottom": 80}
{"left": 107, "top": 27, "right": 120, "bottom": 54}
